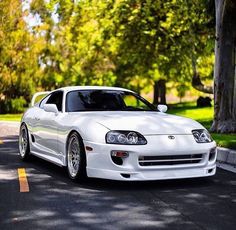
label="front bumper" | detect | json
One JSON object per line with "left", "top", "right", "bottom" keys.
{"left": 84, "top": 135, "right": 217, "bottom": 181}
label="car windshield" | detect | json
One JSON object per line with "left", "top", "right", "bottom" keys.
{"left": 66, "top": 90, "right": 156, "bottom": 112}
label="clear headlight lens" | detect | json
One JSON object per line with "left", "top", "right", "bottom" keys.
{"left": 106, "top": 131, "right": 147, "bottom": 145}
{"left": 192, "top": 129, "right": 213, "bottom": 143}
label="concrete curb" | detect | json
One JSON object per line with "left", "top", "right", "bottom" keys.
{"left": 217, "top": 147, "right": 236, "bottom": 167}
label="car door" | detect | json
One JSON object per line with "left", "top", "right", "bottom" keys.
{"left": 32, "top": 91, "right": 63, "bottom": 158}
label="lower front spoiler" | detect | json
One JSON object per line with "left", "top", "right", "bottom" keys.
{"left": 87, "top": 165, "right": 216, "bottom": 181}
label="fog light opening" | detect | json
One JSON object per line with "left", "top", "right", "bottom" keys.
{"left": 208, "top": 168, "right": 214, "bottom": 174}
{"left": 111, "top": 151, "right": 129, "bottom": 166}
{"left": 31, "top": 134, "right": 35, "bottom": 143}
{"left": 112, "top": 157, "right": 123, "bottom": 165}
{"left": 121, "top": 173, "right": 130, "bottom": 178}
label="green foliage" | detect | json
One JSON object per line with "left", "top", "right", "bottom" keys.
{"left": 0, "top": 97, "right": 26, "bottom": 113}
{"left": 109, "top": 0, "right": 215, "bottom": 90}
{"left": 9, "top": 97, "right": 26, "bottom": 113}
{"left": 176, "top": 83, "right": 190, "bottom": 102}
{"left": 0, "top": 0, "right": 215, "bottom": 112}
{"left": 28, "top": 0, "right": 215, "bottom": 92}
{"left": 0, "top": 0, "right": 45, "bottom": 105}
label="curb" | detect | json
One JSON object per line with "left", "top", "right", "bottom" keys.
{"left": 217, "top": 147, "right": 236, "bottom": 167}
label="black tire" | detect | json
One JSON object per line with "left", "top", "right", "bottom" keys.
{"left": 19, "top": 124, "right": 31, "bottom": 161}
{"left": 66, "top": 132, "right": 87, "bottom": 181}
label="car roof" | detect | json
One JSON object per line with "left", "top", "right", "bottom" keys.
{"left": 54, "top": 86, "right": 134, "bottom": 93}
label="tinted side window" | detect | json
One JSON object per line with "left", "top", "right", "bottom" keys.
{"left": 39, "top": 94, "right": 51, "bottom": 109}
{"left": 47, "top": 91, "right": 63, "bottom": 112}
{"left": 40, "top": 91, "right": 63, "bottom": 112}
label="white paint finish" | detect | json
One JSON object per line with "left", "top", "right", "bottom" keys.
{"left": 84, "top": 137, "right": 216, "bottom": 181}
{"left": 20, "top": 86, "right": 217, "bottom": 180}
{"left": 87, "top": 166, "right": 217, "bottom": 181}
{"left": 77, "top": 111, "right": 205, "bottom": 135}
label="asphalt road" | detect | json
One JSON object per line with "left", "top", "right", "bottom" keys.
{"left": 0, "top": 135, "right": 236, "bottom": 230}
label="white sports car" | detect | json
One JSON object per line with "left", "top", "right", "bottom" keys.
{"left": 19, "top": 86, "right": 217, "bottom": 181}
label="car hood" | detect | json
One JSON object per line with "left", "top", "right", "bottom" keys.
{"left": 86, "top": 111, "right": 204, "bottom": 135}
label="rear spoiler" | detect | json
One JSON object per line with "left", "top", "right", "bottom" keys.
{"left": 31, "top": 91, "right": 50, "bottom": 107}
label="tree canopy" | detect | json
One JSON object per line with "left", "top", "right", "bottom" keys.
{"left": 1, "top": 0, "right": 216, "bottom": 112}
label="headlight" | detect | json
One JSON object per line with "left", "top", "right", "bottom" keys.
{"left": 106, "top": 131, "right": 147, "bottom": 145}
{"left": 192, "top": 129, "right": 213, "bottom": 143}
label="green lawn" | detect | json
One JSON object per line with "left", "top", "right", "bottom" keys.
{"left": 0, "top": 102, "right": 235, "bottom": 149}
{"left": 168, "top": 102, "right": 236, "bottom": 150}
{"left": 0, "top": 114, "right": 22, "bottom": 121}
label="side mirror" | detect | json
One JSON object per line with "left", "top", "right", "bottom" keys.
{"left": 43, "top": 104, "right": 59, "bottom": 115}
{"left": 157, "top": 104, "right": 168, "bottom": 113}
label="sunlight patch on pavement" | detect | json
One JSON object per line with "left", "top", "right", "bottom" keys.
{"left": 0, "top": 168, "right": 16, "bottom": 180}
{"left": 0, "top": 139, "right": 3, "bottom": 144}
{"left": 18, "top": 168, "right": 29, "bottom": 193}
{"left": 2, "top": 139, "right": 18, "bottom": 143}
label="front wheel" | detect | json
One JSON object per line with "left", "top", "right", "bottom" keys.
{"left": 19, "top": 124, "right": 30, "bottom": 161}
{"left": 67, "top": 132, "right": 87, "bottom": 181}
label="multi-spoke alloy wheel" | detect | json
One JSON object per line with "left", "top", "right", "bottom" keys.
{"left": 19, "top": 124, "right": 30, "bottom": 160}
{"left": 67, "top": 132, "right": 86, "bottom": 181}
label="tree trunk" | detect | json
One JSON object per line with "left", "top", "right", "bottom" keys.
{"left": 191, "top": 57, "right": 213, "bottom": 94}
{"left": 159, "top": 79, "right": 166, "bottom": 104}
{"left": 192, "top": 72, "right": 214, "bottom": 94}
{"left": 153, "top": 79, "right": 166, "bottom": 105}
{"left": 153, "top": 81, "right": 159, "bottom": 105}
{"left": 211, "top": 0, "right": 236, "bottom": 133}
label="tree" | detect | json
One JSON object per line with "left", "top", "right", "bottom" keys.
{"left": 0, "top": 0, "right": 217, "bottom": 113}
{"left": 0, "top": 0, "right": 44, "bottom": 106}
{"left": 211, "top": 0, "right": 236, "bottom": 133}
{"left": 29, "top": 0, "right": 116, "bottom": 89}
{"left": 105, "top": 0, "right": 215, "bottom": 101}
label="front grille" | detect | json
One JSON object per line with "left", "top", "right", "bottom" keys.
{"left": 138, "top": 154, "right": 203, "bottom": 166}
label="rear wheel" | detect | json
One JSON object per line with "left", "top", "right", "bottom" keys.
{"left": 19, "top": 124, "right": 30, "bottom": 161}
{"left": 67, "top": 132, "right": 87, "bottom": 181}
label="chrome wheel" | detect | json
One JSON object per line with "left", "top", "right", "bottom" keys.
{"left": 67, "top": 132, "right": 86, "bottom": 181}
{"left": 67, "top": 134, "right": 81, "bottom": 178}
{"left": 19, "top": 124, "right": 30, "bottom": 160}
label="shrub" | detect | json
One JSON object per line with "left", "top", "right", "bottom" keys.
{"left": 0, "top": 97, "right": 26, "bottom": 113}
